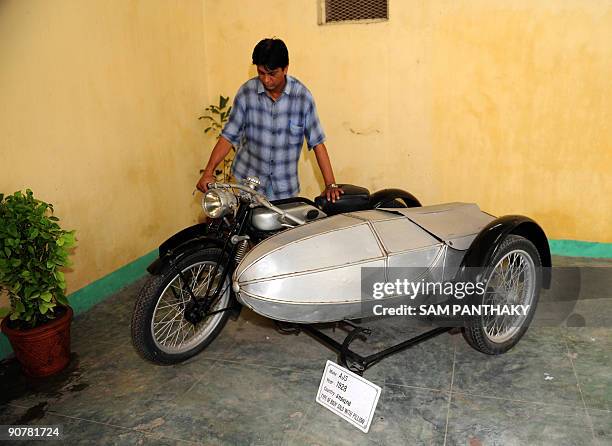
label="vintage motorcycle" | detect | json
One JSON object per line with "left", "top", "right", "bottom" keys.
{"left": 131, "top": 177, "right": 551, "bottom": 373}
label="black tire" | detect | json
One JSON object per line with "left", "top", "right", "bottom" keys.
{"left": 462, "top": 235, "right": 542, "bottom": 355}
{"left": 131, "top": 247, "right": 232, "bottom": 365}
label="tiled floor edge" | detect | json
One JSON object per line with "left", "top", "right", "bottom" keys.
{"left": 549, "top": 239, "right": 612, "bottom": 259}
{"left": 0, "top": 249, "right": 158, "bottom": 360}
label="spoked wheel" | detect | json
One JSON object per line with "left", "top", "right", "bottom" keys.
{"left": 131, "top": 247, "right": 232, "bottom": 364}
{"left": 463, "top": 235, "right": 542, "bottom": 355}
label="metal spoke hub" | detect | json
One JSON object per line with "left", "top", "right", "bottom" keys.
{"left": 183, "top": 300, "right": 203, "bottom": 325}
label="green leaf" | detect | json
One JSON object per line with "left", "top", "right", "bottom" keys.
{"left": 7, "top": 225, "right": 18, "bottom": 238}
{"left": 0, "top": 307, "right": 10, "bottom": 318}
{"left": 64, "top": 231, "right": 76, "bottom": 247}
{"left": 28, "top": 228, "right": 39, "bottom": 239}
{"left": 220, "top": 95, "right": 229, "bottom": 109}
{"left": 38, "top": 302, "right": 48, "bottom": 314}
{"left": 4, "top": 247, "right": 10, "bottom": 257}
{"left": 10, "top": 259, "right": 21, "bottom": 267}
{"left": 40, "top": 291, "right": 52, "bottom": 302}
{"left": 15, "top": 301, "right": 25, "bottom": 313}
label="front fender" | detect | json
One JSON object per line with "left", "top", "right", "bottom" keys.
{"left": 370, "top": 188, "right": 421, "bottom": 208}
{"left": 148, "top": 222, "right": 225, "bottom": 275}
{"left": 459, "top": 215, "right": 552, "bottom": 288}
{"left": 159, "top": 223, "right": 209, "bottom": 257}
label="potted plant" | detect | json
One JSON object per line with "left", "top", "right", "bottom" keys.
{"left": 0, "top": 189, "right": 76, "bottom": 377}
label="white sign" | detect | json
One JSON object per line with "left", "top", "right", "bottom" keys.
{"left": 316, "top": 360, "right": 382, "bottom": 433}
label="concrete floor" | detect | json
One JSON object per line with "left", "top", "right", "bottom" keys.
{"left": 1, "top": 256, "right": 610, "bottom": 445}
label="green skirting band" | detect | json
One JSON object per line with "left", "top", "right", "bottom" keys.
{"left": 66, "top": 249, "right": 157, "bottom": 315}
{"left": 549, "top": 239, "right": 612, "bottom": 259}
{"left": 2, "top": 239, "right": 612, "bottom": 360}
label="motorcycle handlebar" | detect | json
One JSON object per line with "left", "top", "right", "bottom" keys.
{"left": 207, "top": 181, "right": 306, "bottom": 226}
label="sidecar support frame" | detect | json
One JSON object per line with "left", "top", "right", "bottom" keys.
{"left": 299, "top": 323, "right": 452, "bottom": 375}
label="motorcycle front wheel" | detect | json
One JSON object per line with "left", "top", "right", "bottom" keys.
{"left": 131, "top": 247, "right": 232, "bottom": 365}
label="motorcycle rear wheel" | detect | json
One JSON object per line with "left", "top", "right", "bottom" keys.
{"left": 131, "top": 247, "right": 232, "bottom": 365}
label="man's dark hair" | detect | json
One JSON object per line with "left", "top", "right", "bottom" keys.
{"left": 252, "top": 38, "right": 289, "bottom": 70}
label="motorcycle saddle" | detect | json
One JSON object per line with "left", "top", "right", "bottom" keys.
{"left": 314, "top": 184, "right": 371, "bottom": 216}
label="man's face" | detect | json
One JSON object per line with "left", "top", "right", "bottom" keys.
{"left": 257, "top": 65, "right": 288, "bottom": 92}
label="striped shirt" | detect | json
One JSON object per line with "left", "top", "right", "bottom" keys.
{"left": 221, "top": 75, "right": 326, "bottom": 199}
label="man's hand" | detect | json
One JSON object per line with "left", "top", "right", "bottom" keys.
{"left": 196, "top": 171, "right": 216, "bottom": 193}
{"left": 322, "top": 183, "right": 344, "bottom": 203}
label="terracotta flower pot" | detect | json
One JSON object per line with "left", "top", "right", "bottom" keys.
{"left": 1, "top": 306, "right": 73, "bottom": 377}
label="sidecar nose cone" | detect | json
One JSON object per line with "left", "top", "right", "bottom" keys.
{"left": 232, "top": 281, "right": 240, "bottom": 293}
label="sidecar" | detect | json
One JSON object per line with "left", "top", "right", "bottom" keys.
{"left": 232, "top": 201, "right": 551, "bottom": 369}
{"left": 233, "top": 202, "right": 551, "bottom": 323}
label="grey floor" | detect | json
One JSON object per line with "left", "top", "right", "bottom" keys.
{"left": 1, "top": 256, "right": 611, "bottom": 445}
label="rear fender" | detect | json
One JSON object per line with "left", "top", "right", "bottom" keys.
{"left": 370, "top": 189, "right": 421, "bottom": 208}
{"left": 459, "top": 215, "right": 552, "bottom": 288}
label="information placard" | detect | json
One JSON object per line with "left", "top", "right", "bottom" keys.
{"left": 316, "top": 360, "right": 382, "bottom": 433}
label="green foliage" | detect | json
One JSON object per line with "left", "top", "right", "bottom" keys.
{"left": 0, "top": 190, "right": 76, "bottom": 329}
{"left": 199, "top": 95, "right": 232, "bottom": 137}
{"left": 198, "top": 95, "right": 236, "bottom": 182}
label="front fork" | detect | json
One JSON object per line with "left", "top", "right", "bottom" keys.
{"left": 176, "top": 205, "right": 250, "bottom": 325}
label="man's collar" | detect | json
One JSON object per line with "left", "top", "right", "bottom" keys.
{"left": 257, "top": 75, "right": 293, "bottom": 96}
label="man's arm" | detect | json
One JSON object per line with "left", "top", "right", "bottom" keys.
{"left": 196, "top": 136, "right": 233, "bottom": 192}
{"left": 313, "top": 143, "right": 344, "bottom": 202}
{"left": 197, "top": 88, "right": 246, "bottom": 192}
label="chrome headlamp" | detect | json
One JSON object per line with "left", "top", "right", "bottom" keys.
{"left": 202, "top": 189, "right": 238, "bottom": 219}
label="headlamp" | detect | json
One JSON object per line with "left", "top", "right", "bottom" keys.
{"left": 202, "top": 189, "right": 237, "bottom": 219}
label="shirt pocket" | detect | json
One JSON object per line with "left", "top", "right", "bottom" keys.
{"left": 288, "top": 123, "right": 304, "bottom": 145}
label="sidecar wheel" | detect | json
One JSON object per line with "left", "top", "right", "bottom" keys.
{"left": 131, "top": 247, "right": 232, "bottom": 365}
{"left": 463, "top": 235, "right": 542, "bottom": 355}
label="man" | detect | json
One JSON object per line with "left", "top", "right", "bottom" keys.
{"left": 196, "top": 38, "right": 343, "bottom": 202}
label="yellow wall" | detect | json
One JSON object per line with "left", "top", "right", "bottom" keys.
{"left": 1, "top": 0, "right": 610, "bottom": 300}
{"left": 0, "top": 0, "right": 208, "bottom": 294}
{"left": 203, "top": 0, "right": 611, "bottom": 242}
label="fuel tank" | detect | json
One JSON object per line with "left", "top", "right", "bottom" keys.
{"left": 233, "top": 203, "right": 495, "bottom": 323}
{"left": 251, "top": 202, "right": 325, "bottom": 231}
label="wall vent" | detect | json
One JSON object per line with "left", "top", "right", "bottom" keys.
{"left": 319, "top": 0, "right": 389, "bottom": 25}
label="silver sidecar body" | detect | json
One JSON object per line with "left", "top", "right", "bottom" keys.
{"left": 232, "top": 202, "right": 495, "bottom": 323}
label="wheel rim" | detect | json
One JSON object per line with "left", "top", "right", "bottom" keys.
{"left": 482, "top": 249, "right": 536, "bottom": 343}
{"left": 151, "top": 261, "right": 229, "bottom": 354}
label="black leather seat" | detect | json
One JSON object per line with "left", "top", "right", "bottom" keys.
{"left": 314, "top": 184, "right": 371, "bottom": 216}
